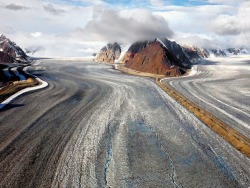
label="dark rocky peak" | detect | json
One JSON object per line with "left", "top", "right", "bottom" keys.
{"left": 210, "top": 49, "right": 226, "bottom": 57}
{"left": 227, "top": 48, "right": 239, "bottom": 54}
{"left": 127, "top": 40, "right": 149, "bottom": 54}
{"left": 0, "top": 34, "right": 30, "bottom": 63}
{"left": 95, "top": 42, "right": 121, "bottom": 64}
{"left": 181, "top": 45, "right": 210, "bottom": 62}
{"left": 157, "top": 38, "right": 191, "bottom": 68}
{"left": 226, "top": 48, "right": 247, "bottom": 55}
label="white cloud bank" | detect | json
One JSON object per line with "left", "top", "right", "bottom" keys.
{"left": 155, "top": 1, "right": 250, "bottom": 49}
{"left": 209, "top": 1, "right": 250, "bottom": 48}
{"left": 75, "top": 6, "right": 173, "bottom": 44}
{"left": 0, "top": 0, "right": 249, "bottom": 56}
{"left": 211, "top": 1, "right": 250, "bottom": 35}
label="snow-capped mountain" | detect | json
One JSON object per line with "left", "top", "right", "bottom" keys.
{"left": 0, "top": 34, "right": 30, "bottom": 64}
{"left": 123, "top": 38, "right": 191, "bottom": 76}
{"left": 225, "top": 48, "right": 248, "bottom": 56}
{"left": 95, "top": 37, "right": 249, "bottom": 76}
{"left": 182, "top": 44, "right": 248, "bottom": 61}
{"left": 95, "top": 38, "right": 192, "bottom": 76}
{"left": 157, "top": 38, "right": 191, "bottom": 68}
{"left": 182, "top": 44, "right": 209, "bottom": 61}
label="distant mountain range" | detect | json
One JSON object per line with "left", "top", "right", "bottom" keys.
{"left": 0, "top": 34, "right": 30, "bottom": 64}
{"left": 95, "top": 38, "right": 248, "bottom": 76}
{"left": 182, "top": 44, "right": 248, "bottom": 62}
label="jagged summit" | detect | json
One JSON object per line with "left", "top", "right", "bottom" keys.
{"left": 95, "top": 38, "right": 193, "bottom": 76}
{"left": 95, "top": 42, "right": 121, "bottom": 64}
{"left": 226, "top": 48, "right": 248, "bottom": 55}
{"left": 182, "top": 43, "right": 248, "bottom": 60}
{"left": 182, "top": 44, "right": 209, "bottom": 62}
{"left": 123, "top": 38, "right": 191, "bottom": 76}
{"left": 0, "top": 34, "right": 30, "bottom": 64}
{"left": 95, "top": 37, "right": 249, "bottom": 76}
{"left": 156, "top": 38, "right": 191, "bottom": 68}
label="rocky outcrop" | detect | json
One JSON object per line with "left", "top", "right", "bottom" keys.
{"left": 0, "top": 34, "right": 30, "bottom": 64}
{"left": 210, "top": 49, "right": 226, "bottom": 57}
{"left": 227, "top": 48, "right": 240, "bottom": 55}
{"left": 226, "top": 48, "right": 247, "bottom": 55}
{"left": 95, "top": 42, "right": 121, "bottom": 64}
{"left": 120, "top": 41, "right": 149, "bottom": 64}
{"left": 0, "top": 35, "right": 31, "bottom": 86}
{"left": 209, "top": 48, "right": 248, "bottom": 57}
{"left": 96, "top": 38, "right": 248, "bottom": 77}
{"left": 182, "top": 45, "right": 209, "bottom": 62}
{"left": 158, "top": 38, "right": 192, "bottom": 68}
{"left": 123, "top": 39, "right": 191, "bottom": 76}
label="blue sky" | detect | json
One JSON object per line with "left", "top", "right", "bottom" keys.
{"left": 102, "top": 0, "right": 212, "bottom": 6}
{"left": 50, "top": 0, "right": 218, "bottom": 7}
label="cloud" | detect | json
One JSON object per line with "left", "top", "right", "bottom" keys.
{"left": 174, "top": 33, "right": 223, "bottom": 49}
{"left": 155, "top": 2, "right": 249, "bottom": 48}
{"left": 25, "top": 45, "right": 44, "bottom": 55}
{"left": 30, "top": 32, "right": 42, "bottom": 38}
{"left": 211, "top": 15, "right": 240, "bottom": 35}
{"left": 3, "top": 3, "right": 29, "bottom": 10}
{"left": 0, "top": 0, "right": 95, "bottom": 57}
{"left": 43, "top": 4, "right": 66, "bottom": 15}
{"left": 150, "top": 0, "right": 164, "bottom": 7}
{"left": 76, "top": 6, "right": 174, "bottom": 43}
{"left": 0, "top": 26, "right": 15, "bottom": 34}
{"left": 1, "top": 0, "right": 249, "bottom": 56}
{"left": 210, "top": 1, "right": 250, "bottom": 36}
{"left": 5, "top": 31, "right": 105, "bottom": 57}
{"left": 206, "top": 0, "right": 245, "bottom": 4}
{"left": 155, "top": 4, "right": 235, "bottom": 34}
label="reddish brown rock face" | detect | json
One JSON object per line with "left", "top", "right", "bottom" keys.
{"left": 124, "top": 41, "right": 186, "bottom": 76}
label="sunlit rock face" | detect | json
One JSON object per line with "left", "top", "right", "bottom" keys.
{"left": 95, "top": 42, "right": 121, "bottom": 64}
{"left": 123, "top": 39, "right": 191, "bottom": 76}
{"left": 182, "top": 44, "right": 209, "bottom": 62}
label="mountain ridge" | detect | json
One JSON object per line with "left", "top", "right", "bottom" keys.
{"left": 95, "top": 38, "right": 249, "bottom": 76}
{"left": 0, "top": 34, "right": 31, "bottom": 64}
{"left": 182, "top": 44, "right": 248, "bottom": 61}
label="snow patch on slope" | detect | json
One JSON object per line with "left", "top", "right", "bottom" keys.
{"left": 156, "top": 38, "right": 167, "bottom": 49}
{"left": 115, "top": 44, "right": 130, "bottom": 63}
